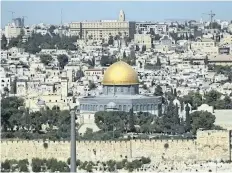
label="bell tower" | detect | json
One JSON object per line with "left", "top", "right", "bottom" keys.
{"left": 119, "top": 10, "right": 125, "bottom": 22}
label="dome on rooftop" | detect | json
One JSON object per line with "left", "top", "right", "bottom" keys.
{"left": 102, "top": 61, "right": 139, "bottom": 86}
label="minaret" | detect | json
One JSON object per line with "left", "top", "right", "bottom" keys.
{"left": 119, "top": 10, "right": 125, "bottom": 22}
{"left": 61, "top": 71, "right": 68, "bottom": 98}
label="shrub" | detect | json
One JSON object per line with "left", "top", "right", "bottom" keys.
{"left": 140, "top": 157, "right": 151, "bottom": 164}
{"left": 43, "top": 142, "right": 48, "bottom": 149}
{"left": 1, "top": 160, "right": 11, "bottom": 171}
{"left": 164, "top": 143, "right": 169, "bottom": 149}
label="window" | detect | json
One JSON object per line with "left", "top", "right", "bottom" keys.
{"left": 151, "top": 104, "right": 154, "bottom": 110}
{"left": 119, "top": 105, "right": 122, "bottom": 111}
{"left": 90, "top": 105, "right": 92, "bottom": 111}
{"left": 143, "top": 105, "right": 146, "bottom": 111}
{"left": 123, "top": 105, "right": 126, "bottom": 111}
{"left": 136, "top": 105, "right": 139, "bottom": 111}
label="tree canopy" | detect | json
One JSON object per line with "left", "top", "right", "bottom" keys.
{"left": 40, "top": 54, "right": 53, "bottom": 65}
{"left": 7, "top": 33, "right": 78, "bottom": 54}
{"left": 1, "top": 34, "right": 7, "bottom": 50}
{"left": 100, "top": 56, "right": 117, "bottom": 66}
{"left": 190, "top": 111, "right": 216, "bottom": 134}
{"left": 57, "top": 54, "right": 69, "bottom": 69}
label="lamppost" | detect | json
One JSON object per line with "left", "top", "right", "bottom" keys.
{"left": 70, "top": 108, "right": 77, "bottom": 173}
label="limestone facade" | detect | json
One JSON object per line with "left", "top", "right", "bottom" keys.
{"left": 1, "top": 130, "right": 231, "bottom": 163}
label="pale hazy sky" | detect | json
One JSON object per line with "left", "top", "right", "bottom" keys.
{"left": 1, "top": 1, "right": 232, "bottom": 27}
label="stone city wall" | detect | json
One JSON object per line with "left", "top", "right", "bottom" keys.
{"left": 1, "top": 130, "right": 231, "bottom": 163}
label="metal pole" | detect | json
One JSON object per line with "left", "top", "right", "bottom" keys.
{"left": 70, "top": 110, "right": 76, "bottom": 173}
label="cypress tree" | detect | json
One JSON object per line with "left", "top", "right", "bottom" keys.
{"left": 128, "top": 108, "right": 135, "bottom": 132}
{"left": 185, "top": 104, "right": 191, "bottom": 132}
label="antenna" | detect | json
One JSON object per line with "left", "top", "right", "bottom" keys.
{"left": 22, "top": 16, "right": 27, "bottom": 20}
{"left": 60, "top": 9, "right": 63, "bottom": 27}
{"left": 22, "top": 16, "right": 27, "bottom": 26}
{"left": 8, "top": 11, "right": 15, "bottom": 21}
{"left": 202, "top": 10, "right": 216, "bottom": 29}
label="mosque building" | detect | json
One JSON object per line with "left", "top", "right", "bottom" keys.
{"left": 79, "top": 61, "right": 162, "bottom": 115}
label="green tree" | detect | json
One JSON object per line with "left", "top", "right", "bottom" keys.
{"left": 158, "top": 104, "right": 162, "bottom": 117}
{"left": 154, "top": 85, "right": 163, "bottom": 96}
{"left": 1, "top": 97, "right": 24, "bottom": 132}
{"left": 48, "top": 25, "right": 56, "bottom": 34}
{"left": 185, "top": 104, "right": 191, "bottom": 132}
{"left": 10, "top": 77, "right": 17, "bottom": 94}
{"left": 140, "top": 157, "right": 151, "bottom": 164}
{"left": 75, "top": 69, "right": 84, "bottom": 81}
{"left": 32, "top": 158, "right": 43, "bottom": 172}
{"left": 162, "top": 102, "right": 180, "bottom": 134}
{"left": 89, "top": 81, "right": 96, "bottom": 90}
{"left": 108, "top": 35, "right": 114, "bottom": 45}
{"left": 123, "top": 51, "right": 126, "bottom": 58}
{"left": 18, "top": 159, "right": 29, "bottom": 172}
{"left": 57, "top": 54, "right": 69, "bottom": 69}
{"left": 1, "top": 34, "right": 7, "bottom": 50}
{"left": 204, "top": 90, "right": 222, "bottom": 109}
{"left": 154, "top": 34, "right": 161, "bottom": 40}
{"left": 1, "top": 159, "right": 11, "bottom": 172}
{"left": 40, "top": 54, "right": 53, "bottom": 65}
{"left": 25, "top": 41, "right": 41, "bottom": 54}
{"left": 224, "top": 95, "right": 232, "bottom": 109}
{"left": 190, "top": 111, "right": 215, "bottom": 135}
{"left": 156, "top": 57, "right": 161, "bottom": 67}
{"left": 204, "top": 55, "right": 209, "bottom": 66}
{"left": 85, "top": 163, "right": 93, "bottom": 172}
{"left": 100, "top": 56, "right": 116, "bottom": 66}
{"left": 135, "top": 45, "right": 140, "bottom": 51}
{"left": 128, "top": 108, "right": 136, "bottom": 132}
{"left": 142, "top": 45, "right": 146, "bottom": 52}
{"left": 173, "top": 88, "right": 177, "bottom": 97}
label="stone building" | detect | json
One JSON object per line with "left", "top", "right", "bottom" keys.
{"left": 134, "top": 34, "right": 152, "bottom": 49}
{"left": 69, "top": 10, "right": 136, "bottom": 40}
{"left": 79, "top": 61, "right": 162, "bottom": 115}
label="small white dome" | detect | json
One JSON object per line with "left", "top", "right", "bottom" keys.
{"left": 173, "top": 98, "right": 181, "bottom": 107}
{"left": 107, "top": 102, "right": 117, "bottom": 109}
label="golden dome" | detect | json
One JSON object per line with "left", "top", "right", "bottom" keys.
{"left": 102, "top": 61, "right": 139, "bottom": 85}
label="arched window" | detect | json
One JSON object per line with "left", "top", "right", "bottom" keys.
{"left": 100, "top": 105, "right": 103, "bottom": 111}
{"left": 123, "top": 105, "right": 126, "bottom": 111}
{"left": 143, "top": 105, "right": 146, "bottom": 111}
{"left": 119, "top": 105, "right": 122, "bottom": 111}
{"left": 140, "top": 105, "right": 143, "bottom": 111}
{"left": 104, "top": 105, "right": 107, "bottom": 110}
{"left": 151, "top": 104, "right": 154, "bottom": 110}
{"left": 136, "top": 105, "right": 139, "bottom": 111}
{"left": 128, "top": 105, "right": 131, "bottom": 111}
{"left": 133, "top": 105, "right": 136, "bottom": 110}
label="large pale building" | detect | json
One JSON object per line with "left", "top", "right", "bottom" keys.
{"left": 134, "top": 34, "right": 152, "bottom": 49}
{"left": 69, "top": 10, "right": 136, "bottom": 40}
{"left": 5, "top": 24, "right": 21, "bottom": 39}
